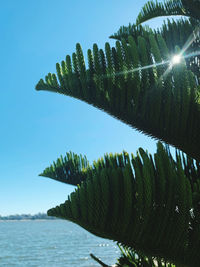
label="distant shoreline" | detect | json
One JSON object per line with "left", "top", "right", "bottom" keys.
{"left": 0, "top": 219, "right": 60, "bottom": 222}
{"left": 0, "top": 213, "right": 58, "bottom": 221}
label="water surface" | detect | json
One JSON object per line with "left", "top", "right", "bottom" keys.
{"left": 0, "top": 220, "right": 120, "bottom": 266}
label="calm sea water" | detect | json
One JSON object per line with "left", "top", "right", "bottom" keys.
{"left": 0, "top": 220, "right": 120, "bottom": 266}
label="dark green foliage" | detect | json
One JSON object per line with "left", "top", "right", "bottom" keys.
{"left": 46, "top": 143, "right": 200, "bottom": 267}
{"left": 36, "top": 1, "right": 200, "bottom": 266}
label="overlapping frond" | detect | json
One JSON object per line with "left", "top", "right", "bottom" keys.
{"left": 46, "top": 143, "right": 200, "bottom": 267}
{"left": 111, "top": 18, "right": 191, "bottom": 45}
{"left": 181, "top": 0, "right": 200, "bottom": 21}
{"left": 116, "top": 245, "right": 175, "bottom": 266}
{"left": 40, "top": 151, "right": 90, "bottom": 186}
{"left": 111, "top": 18, "right": 200, "bottom": 79}
{"left": 109, "top": 23, "right": 153, "bottom": 42}
{"left": 36, "top": 32, "right": 200, "bottom": 161}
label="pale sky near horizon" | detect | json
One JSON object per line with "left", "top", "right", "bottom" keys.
{"left": 1, "top": 0, "right": 169, "bottom": 216}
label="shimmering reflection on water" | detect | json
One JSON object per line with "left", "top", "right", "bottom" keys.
{"left": 0, "top": 220, "right": 120, "bottom": 266}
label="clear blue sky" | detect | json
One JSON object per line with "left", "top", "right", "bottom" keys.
{"left": 1, "top": 0, "right": 167, "bottom": 216}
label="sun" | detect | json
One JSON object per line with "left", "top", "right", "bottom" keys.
{"left": 171, "top": 54, "right": 182, "bottom": 65}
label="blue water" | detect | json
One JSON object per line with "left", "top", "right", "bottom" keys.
{"left": 0, "top": 220, "right": 120, "bottom": 266}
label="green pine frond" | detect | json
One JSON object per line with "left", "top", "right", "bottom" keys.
{"left": 136, "top": 0, "right": 188, "bottom": 25}
{"left": 39, "top": 151, "right": 90, "bottom": 186}
{"left": 47, "top": 142, "right": 200, "bottom": 267}
{"left": 36, "top": 33, "right": 200, "bottom": 161}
